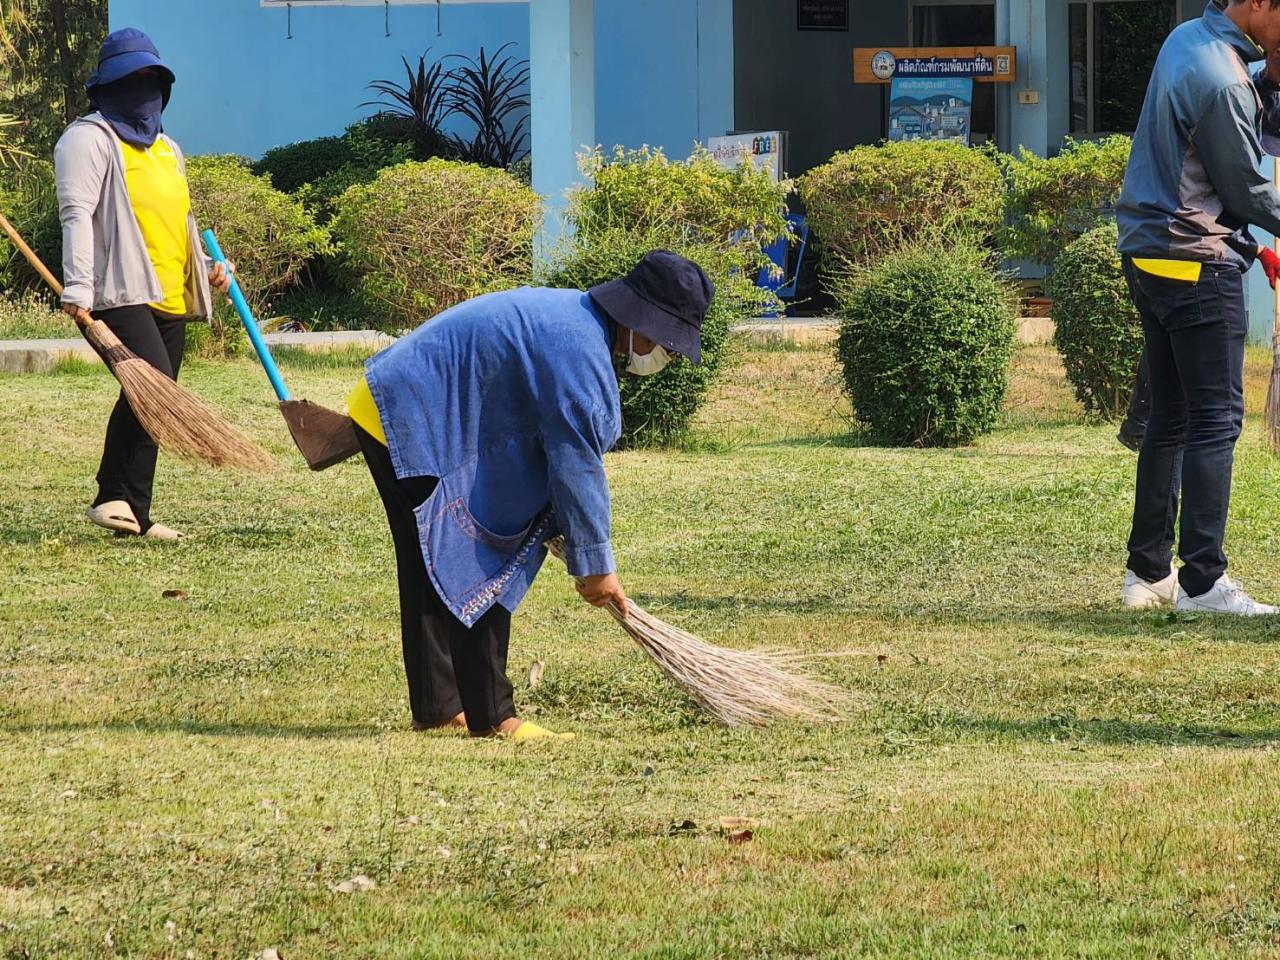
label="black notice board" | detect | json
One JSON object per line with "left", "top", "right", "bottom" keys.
{"left": 797, "top": 0, "right": 849, "bottom": 31}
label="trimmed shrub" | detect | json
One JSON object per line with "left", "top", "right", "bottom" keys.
{"left": 547, "top": 147, "right": 788, "bottom": 448}
{"left": 835, "top": 245, "right": 1016, "bottom": 447}
{"left": 252, "top": 135, "right": 359, "bottom": 194}
{"left": 798, "top": 141, "right": 1004, "bottom": 273}
{"left": 1001, "top": 135, "right": 1131, "bottom": 270}
{"left": 295, "top": 119, "right": 417, "bottom": 224}
{"left": 186, "top": 155, "right": 331, "bottom": 315}
{"left": 332, "top": 157, "right": 540, "bottom": 327}
{"left": 574, "top": 146, "right": 789, "bottom": 249}
{"left": 1050, "top": 222, "right": 1142, "bottom": 419}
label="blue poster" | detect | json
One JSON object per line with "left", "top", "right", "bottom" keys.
{"left": 888, "top": 77, "right": 974, "bottom": 145}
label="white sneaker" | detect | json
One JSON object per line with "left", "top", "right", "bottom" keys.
{"left": 1123, "top": 567, "right": 1177, "bottom": 608}
{"left": 1175, "top": 575, "right": 1279, "bottom": 616}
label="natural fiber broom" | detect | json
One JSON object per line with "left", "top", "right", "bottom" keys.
{"left": 546, "top": 537, "right": 850, "bottom": 726}
{"left": 0, "top": 212, "right": 275, "bottom": 472}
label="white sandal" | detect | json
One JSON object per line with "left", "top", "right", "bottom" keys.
{"left": 86, "top": 500, "right": 140, "bottom": 535}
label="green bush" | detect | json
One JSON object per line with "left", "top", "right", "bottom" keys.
{"left": 574, "top": 146, "right": 789, "bottom": 249}
{"left": 1001, "top": 136, "right": 1131, "bottom": 269}
{"left": 1050, "top": 222, "right": 1142, "bottom": 419}
{"left": 186, "top": 155, "right": 331, "bottom": 315}
{"left": 548, "top": 147, "right": 788, "bottom": 448}
{"left": 295, "top": 119, "right": 416, "bottom": 224}
{"left": 0, "top": 159, "right": 61, "bottom": 294}
{"left": 834, "top": 245, "right": 1016, "bottom": 447}
{"left": 0, "top": 290, "right": 71, "bottom": 338}
{"left": 252, "top": 135, "right": 359, "bottom": 194}
{"left": 332, "top": 158, "right": 540, "bottom": 327}
{"left": 798, "top": 141, "right": 1004, "bottom": 273}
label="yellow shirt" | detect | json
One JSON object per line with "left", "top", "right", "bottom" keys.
{"left": 121, "top": 139, "right": 191, "bottom": 316}
{"left": 347, "top": 375, "right": 387, "bottom": 445}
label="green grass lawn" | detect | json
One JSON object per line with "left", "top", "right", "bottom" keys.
{"left": 6, "top": 337, "right": 1280, "bottom": 958}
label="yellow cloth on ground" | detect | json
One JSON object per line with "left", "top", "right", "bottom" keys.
{"left": 347, "top": 375, "right": 387, "bottom": 445}
{"left": 1132, "top": 258, "right": 1202, "bottom": 283}
{"left": 121, "top": 139, "right": 190, "bottom": 316}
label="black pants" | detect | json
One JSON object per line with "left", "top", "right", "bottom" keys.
{"left": 91, "top": 304, "right": 186, "bottom": 532}
{"left": 1118, "top": 350, "right": 1152, "bottom": 449}
{"left": 1123, "top": 259, "right": 1247, "bottom": 597}
{"left": 355, "top": 424, "right": 516, "bottom": 732}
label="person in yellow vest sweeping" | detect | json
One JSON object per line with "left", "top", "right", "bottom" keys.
{"left": 55, "top": 27, "right": 232, "bottom": 541}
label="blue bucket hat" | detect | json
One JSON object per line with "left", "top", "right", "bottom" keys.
{"left": 87, "top": 27, "right": 175, "bottom": 90}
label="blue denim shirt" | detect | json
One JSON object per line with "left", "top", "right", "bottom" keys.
{"left": 365, "top": 287, "right": 622, "bottom": 626}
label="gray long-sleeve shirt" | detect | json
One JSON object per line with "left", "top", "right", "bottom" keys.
{"left": 54, "top": 113, "right": 212, "bottom": 317}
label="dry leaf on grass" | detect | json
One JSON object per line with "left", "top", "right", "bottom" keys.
{"left": 527, "top": 659, "right": 546, "bottom": 689}
{"left": 162, "top": 589, "right": 188, "bottom": 600}
{"left": 331, "top": 874, "right": 377, "bottom": 894}
{"left": 256, "top": 949, "right": 284, "bottom": 960}
{"left": 717, "top": 816, "right": 757, "bottom": 831}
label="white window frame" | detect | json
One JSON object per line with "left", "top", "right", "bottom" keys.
{"left": 1069, "top": 0, "right": 1180, "bottom": 137}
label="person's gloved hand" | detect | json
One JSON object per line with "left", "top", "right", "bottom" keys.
{"left": 1261, "top": 246, "right": 1280, "bottom": 289}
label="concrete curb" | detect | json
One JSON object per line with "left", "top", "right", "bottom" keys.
{"left": 0, "top": 329, "right": 395, "bottom": 375}
{"left": 0, "top": 318, "right": 1052, "bottom": 374}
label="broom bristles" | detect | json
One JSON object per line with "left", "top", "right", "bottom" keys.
{"left": 87, "top": 320, "right": 276, "bottom": 472}
{"left": 547, "top": 538, "right": 851, "bottom": 727}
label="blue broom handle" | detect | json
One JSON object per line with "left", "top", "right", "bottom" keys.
{"left": 200, "top": 229, "right": 292, "bottom": 402}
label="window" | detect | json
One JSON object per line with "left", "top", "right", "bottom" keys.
{"left": 1069, "top": 0, "right": 1178, "bottom": 136}
{"left": 908, "top": 0, "right": 997, "bottom": 144}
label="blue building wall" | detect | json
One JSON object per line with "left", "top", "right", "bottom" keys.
{"left": 108, "top": 1, "right": 529, "bottom": 158}
{"left": 108, "top": 0, "right": 732, "bottom": 163}
{"left": 594, "top": 0, "right": 734, "bottom": 155}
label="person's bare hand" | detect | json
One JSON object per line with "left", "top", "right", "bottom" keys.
{"left": 61, "top": 302, "right": 92, "bottom": 326}
{"left": 208, "top": 260, "right": 234, "bottom": 295}
{"left": 575, "top": 572, "right": 629, "bottom": 617}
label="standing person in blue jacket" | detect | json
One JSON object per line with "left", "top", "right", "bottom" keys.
{"left": 1117, "top": 40, "right": 1280, "bottom": 453}
{"left": 1118, "top": 0, "right": 1280, "bottom": 615}
{"left": 346, "top": 252, "right": 714, "bottom": 739}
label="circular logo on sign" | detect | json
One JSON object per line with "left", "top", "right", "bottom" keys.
{"left": 871, "top": 50, "right": 897, "bottom": 81}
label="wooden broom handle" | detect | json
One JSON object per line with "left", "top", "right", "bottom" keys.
{"left": 0, "top": 211, "right": 65, "bottom": 296}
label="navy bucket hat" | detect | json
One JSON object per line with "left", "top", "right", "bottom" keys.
{"left": 588, "top": 250, "right": 715, "bottom": 365}
{"left": 87, "top": 27, "right": 175, "bottom": 90}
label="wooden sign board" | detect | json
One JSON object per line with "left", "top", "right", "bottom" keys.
{"left": 854, "top": 46, "right": 1017, "bottom": 84}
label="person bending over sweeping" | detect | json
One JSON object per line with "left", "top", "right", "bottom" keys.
{"left": 56, "top": 28, "right": 232, "bottom": 541}
{"left": 347, "top": 251, "right": 714, "bottom": 739}
{"left": 1118, "top": 0, "right": 1280, "bottom": 615}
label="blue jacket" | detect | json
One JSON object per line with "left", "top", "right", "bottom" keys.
{"left": 365, "top": 287, "right": 622, "bottom": 627}
{"left": 1118, "top": 2, "right": 1280, "bottom": 266}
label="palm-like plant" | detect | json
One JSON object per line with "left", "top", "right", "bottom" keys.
{"left": 362, "top": 50, "right": 457, "bottom": 156}
{"left": 446, "top": 43, "right": 529, "bottom": 169}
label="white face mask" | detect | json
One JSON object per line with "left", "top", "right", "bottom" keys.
{"left": 625, "top": 330, "right": 673, "bottom": 376}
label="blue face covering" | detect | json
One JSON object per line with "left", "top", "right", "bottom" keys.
{"left": 90, "top": 72, "right": 168, "bottom": 148}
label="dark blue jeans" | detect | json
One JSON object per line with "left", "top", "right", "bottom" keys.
{"left": 1123, "top": 259, "right": 1247, "bottom": 597}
